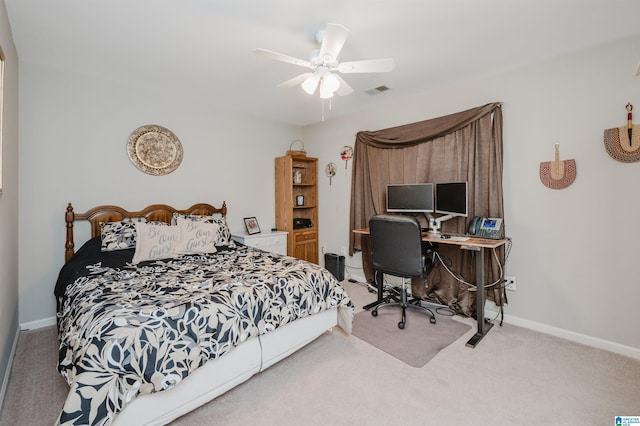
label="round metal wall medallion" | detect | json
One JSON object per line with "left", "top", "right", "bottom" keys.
{"left": 127, "top": 124, "right": 183, "bottom": 175}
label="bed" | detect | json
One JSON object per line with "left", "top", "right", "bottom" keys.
{"left": 55, "top": 202, "right": 353, "bottom": 425}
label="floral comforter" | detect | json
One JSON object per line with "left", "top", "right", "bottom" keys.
{"left": 55, "top": 239, "right": 352, "bottom": 425}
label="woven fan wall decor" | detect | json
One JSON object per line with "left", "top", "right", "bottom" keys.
{"left": 603, "top": 103, "right": 640, "bottom": 163}
{"left": 539, "top": 143, "right": 576, "bottom": 190}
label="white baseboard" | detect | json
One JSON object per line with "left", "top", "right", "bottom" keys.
{"left": 346, "top": 273, "right": 367, "bottom": 284}
{"left": 485, "top": 305, "right": 640, "bottom": 360}
{"left": 20, "top": 316, "right": 56, "bottom": 331}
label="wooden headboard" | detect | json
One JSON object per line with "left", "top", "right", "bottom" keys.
{"left": 65, "top": 202, "right": 227, "bottom": 262}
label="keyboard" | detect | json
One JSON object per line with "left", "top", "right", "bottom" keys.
{"left": 437, "top": 235, "right": 470, "bottom": 242}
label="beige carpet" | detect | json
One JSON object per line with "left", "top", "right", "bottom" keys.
{"left": 2, "top": 280, "right": 640, "bottom": 426}
{"left": 0, "top": 326, "right": 68, "bottom": 425}
{"left": 352, "top": 306, "right": 471, "bottom": 367}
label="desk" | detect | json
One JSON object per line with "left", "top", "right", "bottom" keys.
{"left": 353, "top": 228, "right": 507, "bottom": 348}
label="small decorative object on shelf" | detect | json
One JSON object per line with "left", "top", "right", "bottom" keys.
{"left": 296, "top": 195, "right": 305, "bottom": 206}
{"left": 243, "top": 217, "right": 261, "bottom": 235}
{"left": 293, "top": 170, "right": 302, "bottom": 184}
{"left": 539, "top": 143, "right": 576, "bottom": 189}
{"left": 603, "top": 103, "right": 640, "bottom": 163}
{"left": 287, "top": 139, "right": 306, "bottom": 157}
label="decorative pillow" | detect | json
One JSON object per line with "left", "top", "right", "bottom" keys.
{"left": 172, "top": 213, "right": 235, "bottom": 246}
{"left": 132, "top": 222, "right": 180, "bottom": 264}
{"left": 175, "top": 217, "right": 218, "bottom": 255}
{"left": 100, "top": 221, "right": 137, "bottom": 252}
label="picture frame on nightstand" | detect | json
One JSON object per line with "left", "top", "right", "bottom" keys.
{"left": 244, "top": 217, "right": 261, "bottom": 235}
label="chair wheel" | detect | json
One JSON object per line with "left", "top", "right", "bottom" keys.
{"left": 430, "top": 317, "right": 436, "bottom": 324}
{"left": 398, "top": 321, "right": 405, "bottom": 329}
{"left": 372, "top": 310, "right": 378, "bottom": 317}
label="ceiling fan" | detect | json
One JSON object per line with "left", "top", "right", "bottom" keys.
{"left": 254, "top": 23, "right": 395, "bottom": 99}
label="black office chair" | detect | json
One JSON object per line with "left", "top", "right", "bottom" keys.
{"left": 368, "top": 214, "right": 436, "bottom": 329}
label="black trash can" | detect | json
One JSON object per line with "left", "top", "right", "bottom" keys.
{"left": 324, "top": 253, "right": 345, "bottom": 281}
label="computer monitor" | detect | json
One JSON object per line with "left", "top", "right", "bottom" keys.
{"left": 427, "top": 181, "right": 468, "bottom": 234}
{"left": 386, "top": 183, "right": 434, "bottom": 213}
{"left": 435, "top": 181, "right": 468, "bottom": 217}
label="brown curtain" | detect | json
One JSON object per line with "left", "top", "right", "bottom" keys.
{"left": 348, "top": 102, "right": 504, "bottom": 317}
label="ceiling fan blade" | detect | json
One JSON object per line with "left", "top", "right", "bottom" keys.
{"left": 253, "top": 48, "right": 312, "bottom": 68}
{"left": 319, "top": 23, "right": 349, "bottom": 63}
{"left": 277, "top": 72, "right": 314, "bottom": 88}
{"left": 337, "top": 58, "right": 396, "bottom": 73}
{"left": 334, "top": 75, "right": 354, "bottom": 96}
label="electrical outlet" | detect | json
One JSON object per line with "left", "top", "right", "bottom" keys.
{"left": 321, "top": 243, "right": 327, "bottom": 254}
{"left": 505, "top": 275, "right": 516, "bottom": 291}
{"left": 340, "top": 246, "right": 347, "bottom": 256}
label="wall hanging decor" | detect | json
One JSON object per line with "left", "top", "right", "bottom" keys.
{"left": 325, "top": 162, "right": 337, "bottom": 185}
{"left": 603, "top": 102, "right": 640, "bottom": 163}
{"left": 127, "top": 124, "right": 183, "bottom": 175}
{"left": 539, "top": 143, "right": 576, "bottom": 189}
{"left": 340, "top": 145, "right": 353, "bottom": 169}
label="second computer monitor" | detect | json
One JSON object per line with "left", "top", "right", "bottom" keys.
{"left": 386, "top": 183, "right": 434, "bottom": 213}
{"left": 435, "top": 182, "right": 468, "bottom": 217}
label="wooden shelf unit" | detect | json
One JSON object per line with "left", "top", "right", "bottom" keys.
{"left": 275, "top": 154, "right": 319, "bottom": 263}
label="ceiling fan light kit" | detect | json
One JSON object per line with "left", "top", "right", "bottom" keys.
{"left": 320, "top": 80, "right": 333, "bottom": 99}
{"left": 301, "top": 74, "right": 320, "bottom": 95}
{"left": 255, "top": 23, "right": 395, "bottom": 103}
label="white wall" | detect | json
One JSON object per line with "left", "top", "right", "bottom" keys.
{"left": 18, "top": 63, "right": 300, "bottom": 325}
{"left": 305, "top": 36, "right": 640, "bottom": 352}
{"left": 0, "top": 0, "right": 20, "bottom": 402}
{"left": 15, "top": 33, "right": 640, "bottom": 355}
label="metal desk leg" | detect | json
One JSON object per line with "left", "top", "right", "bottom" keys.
{"left": 464, "top": 246, "right": 494, "bottom": 348}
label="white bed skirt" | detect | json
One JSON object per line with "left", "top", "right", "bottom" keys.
{"left": 113, "top": 307, "right": 340, "bottom": 425}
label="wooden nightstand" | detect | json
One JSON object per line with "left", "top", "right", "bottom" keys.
{"left": 231, "top": 231, "right": 288, "bottom": 255}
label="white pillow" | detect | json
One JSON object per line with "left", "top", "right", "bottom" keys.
{"left": 175, "top": 217, "right": 218, "bottom": 255}
{"left": 171, "top": 213, "right": 235, "bottom": 246}
{"left": 132, "top": 222, "right": 180, "bottom": 264}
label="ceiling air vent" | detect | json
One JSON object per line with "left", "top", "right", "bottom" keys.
{"left": 364, "top": 85, "right": 391, "bottom": 96}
